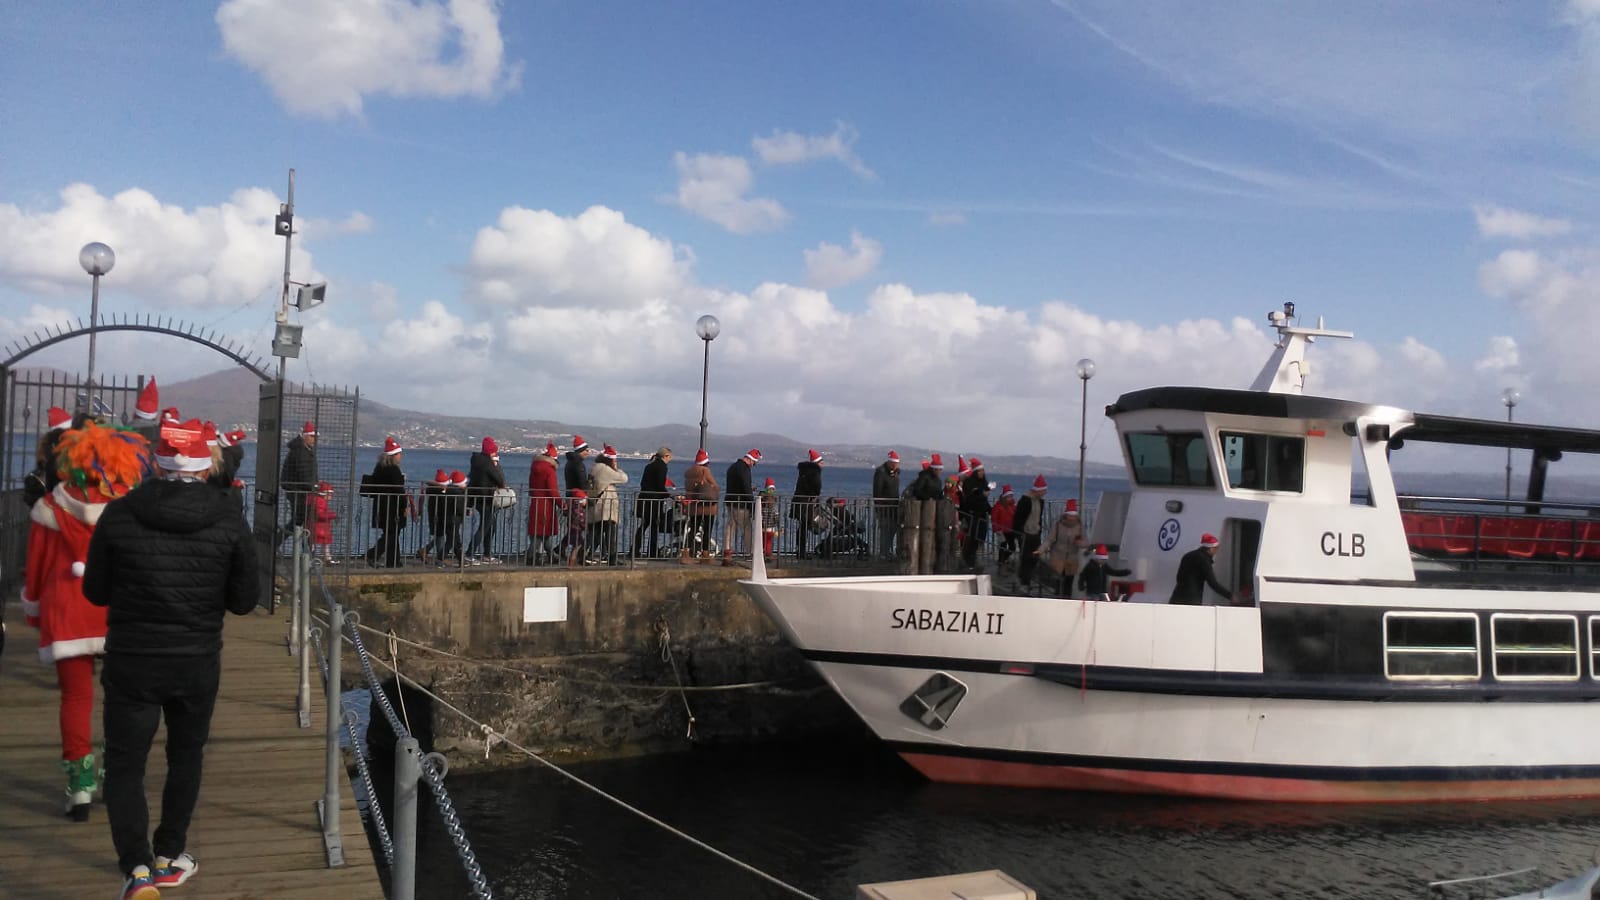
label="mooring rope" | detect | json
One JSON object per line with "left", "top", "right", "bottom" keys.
{"left": 656, "top": 620, "right": 697, "bottom": 741}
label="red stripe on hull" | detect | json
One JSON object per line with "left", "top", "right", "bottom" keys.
{"left": 900, "top": 753, "right": 1600, "bottom": 803}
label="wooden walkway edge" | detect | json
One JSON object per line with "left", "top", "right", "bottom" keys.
{"left": 0, "top": 600, "right": 386, "bottom": 899}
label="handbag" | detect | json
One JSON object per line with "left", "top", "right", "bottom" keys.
{"left": 492, "top": 486, "right": 516, "bottom": 510}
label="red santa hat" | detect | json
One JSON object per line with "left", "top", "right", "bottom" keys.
{"left": 224, "top": 429, "right": 247, "bottom": 447}
{"left": 434, "top": 468, "right": 448, "bottom": 485}
{"left": 545, "top": 441, "right": 558, "bottom": 457}
{"left": 929, "top": 453, "right": 943, "bottom": 469}
{"left": 382, "top": 436, "right": 402, "bottom": 456}
{"left": 160, "top": 407, "right": 182, "bottom": 427}
{"left": 1091, "top": 544, "right": 1109, "bottom": 561}
{"left": 694, "top": 448, "right": 709, "bottom": 466}
{"left": 969, "top": 457, "right": 984, "bottom": 472}
{"left": 763, "top": 477, "right": 776, "bottom": 491}
{"left": 744, "top": 448, "right": 762, "bottom": 464}
{"left": 572, "top": 435, "right": 589, "bottom": 452}
{"left": 807, "top": 448, "right": 823, "bottom": 464}
{"left": 301, "top": 420, "right": 317, "bottom": 437}
{"left": 202, "top": 421, "right": 219, "bottom": 447}
{"left": 216, "top": 428, "right": 234, "bottom": 448}
{"left": 886, "top": 450, "right": 900, "bottom": 463}
{"left": 1065, "top": 498, "right": 1078, "bottom": 514}
{"left": 665, "top": 477, "right": 676, "bottom": 489}
{"left": 572, "top": 489, "right": 587, "bottom": 500}
{"left": 1201, "top": 533, "right": 1220, "bottom": 548}
{"left": 160, "top": 416, "right": 204, "bottom": 447}
{"left": 133, "top": 377, "right": 159, "bottom": 421}
{"left": 450, "top": 470, "right": 467, "bottom": 486}
{"left": 601, "top": 443, "right": 618, "bottom": 459}
{"left": 482, "top": 436, "right": 498, "bottom": 456}
{"left": 920, "top": 457, "right": 930, "bottom": 470}
{"left": 1001, "top": 484, "right": 1014, "bottom": 498}
{"left": 317, "top": 480, "right": 334, "bottom": 495}
{"left": 957, "top": 456, "right": 968, "bottom": 477}
{"left": 1032, "top": 474, "right": 1048, "bottom": 492}
{"left": 155, "top": 431, "right": 212, "bottom": 473}
{"left": 46, "top": 406, "right": 71, "bottom": 432}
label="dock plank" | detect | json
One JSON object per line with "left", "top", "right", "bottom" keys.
{"left": 0, "top": 600, "right": 385, "bottom": 898}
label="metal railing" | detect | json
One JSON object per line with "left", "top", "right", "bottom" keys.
{"left": 285, "top": 527, "right": 493, "bottom": 900}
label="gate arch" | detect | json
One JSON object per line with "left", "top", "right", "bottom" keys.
{"left": 2, "top": 313, "right": 273, "bottom": 382}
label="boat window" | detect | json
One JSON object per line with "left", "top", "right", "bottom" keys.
{"left": 1382, "top": 612, "right": 1480, "bottom": 680}
{"left": 1591, "top": 617, "right": 1600, "bottom": 680}
{"left": 1124, "top": 432, "right": 1215, "bottom": 487}
{"left": 1491, "top": 614, "right": 1579, "bottom": 681}
{"left": 1220, "top": 432, "right": 1305, "bottom": 493}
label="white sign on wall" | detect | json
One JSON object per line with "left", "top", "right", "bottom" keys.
{"left": 522, "top": 587, "right": 569, "bottom": 624}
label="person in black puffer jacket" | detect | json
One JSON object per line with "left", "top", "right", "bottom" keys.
{"left": 83, "top": 429, "right": 257, "bottom": 890}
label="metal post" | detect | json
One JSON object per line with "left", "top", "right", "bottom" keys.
{"left": 1077, "top": 376, "right": 1088, "bottom": 514}
{"left": 1504, "top": 405, "right": 1514, "bottom": 505}
{"left": 290, "top": 527, "right": 303, "bottom": 654}
{"left": 84, "top": 274, "right": 100, "bottom": 414}
{"left": 296, "top": 531, "right": 312, "bottom": 728}
{"left": 276, "top": 170, "right": 295, "bottom": 385}
{"left": 698, "top": 338, "right": 710, "bottom": 452}
{"left": 319, "top": 595, "right": 345, "bottom": 867}
{"left": 392, "top": 736, "right": 421, "bottom": 900}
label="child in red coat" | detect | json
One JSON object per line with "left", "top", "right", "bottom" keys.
{"left": 309, "top": 481, "right": 336, "bottom": 564}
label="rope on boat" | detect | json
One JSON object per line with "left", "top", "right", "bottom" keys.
{"left": 320, "top": 617, "right": 822, "bottom": 900}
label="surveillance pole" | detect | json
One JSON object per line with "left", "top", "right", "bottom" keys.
{"left": 276, "top": 169, "right": 296, "bottom": 385}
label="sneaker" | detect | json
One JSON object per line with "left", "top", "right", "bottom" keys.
{"left": 152, "top": 854, "right": 196, "bottom": 887}
{"left": 120, "top": 866, "right": 160, "bottom": 899}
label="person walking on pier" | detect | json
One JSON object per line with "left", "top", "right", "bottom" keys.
{"left": 588, "top": 445, "right": 629, "bottom": 565}
{"left": 723, "top": 448, "right": 761, "bottom": 566}
{"left": 280, "top": 420, "right": 317, "bottom": 542}
{"left": 633, "top": 447, "right": 672, "bottom": 559}
{"left": 84, "top": 426, "right": 257, "bottom": 899}
{"left": 791, "top": 449, "right": 824, "bottom": 559}
{"left": 960, "top": 457, "right": 992, "bottom": 571}
{"left": 1015, "top": 476, "right": 1048, "bottom": 590}
{"left": 362, "top": 437, "right": 408, "bottom": 568}
{"left": 872, "top": 450, "right": 901, "bottom": 560}
{"left": 1169, "top": 532, "right": 1234, "bottom": 606}
{"left": 1039, "top": 498, "right": 1086, "bottom": 597}
{"left": 467, "top": 437, "right": 507, "bottom": 563}
{"left": 526, "top": 443, "right": 562, "bottom": 565}
{"left": 991, "top": 485, "right": 1017, "bottom": 570}
{"left": 907, "top": 454, "right": 944, "bottom": 501}
{"left": 442, "top": 470, "right": 468, "bottom": 566}
{"left": 564, "top": 435, "right": 591, "bottom": 498}
{"left": 683, "top": 449, "right": 719, "bottom": 562}
{"left": 309, "top": 481, "right": 337, "bottom": 565}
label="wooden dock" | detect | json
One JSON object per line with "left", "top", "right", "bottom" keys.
{"left": 0, "top": 600, "right": 386, "bottom": 899}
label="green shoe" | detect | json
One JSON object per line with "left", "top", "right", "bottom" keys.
{"left": 61, "top": 754, "right": 95, "bottom": 821}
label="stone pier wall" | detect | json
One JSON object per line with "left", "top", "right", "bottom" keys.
{"left": 328, "top": 567, "right": 861, "bottom": 770}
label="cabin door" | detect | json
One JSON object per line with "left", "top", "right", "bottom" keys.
{"left": 1222, "top": 518, "right": 1262, "bottom": 605}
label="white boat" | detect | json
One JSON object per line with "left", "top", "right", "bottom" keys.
{"left": 741, "top": 305, "right": 1600, "bottom": 803}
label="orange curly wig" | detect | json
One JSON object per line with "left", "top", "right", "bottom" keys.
{"left": 54, "top": 420, "right": 153, "bottom": 503}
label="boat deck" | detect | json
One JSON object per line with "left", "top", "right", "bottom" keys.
{"left": 0, "top": 600, "right": 385, "bottom": 899}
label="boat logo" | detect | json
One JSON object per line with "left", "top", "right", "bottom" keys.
{"left": 1158, "top": 518, "right": 1181, "bottom": 551}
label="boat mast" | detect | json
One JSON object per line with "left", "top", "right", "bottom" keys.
{"left": 1249, "top": 302, "right": 1354, "bottom": 394}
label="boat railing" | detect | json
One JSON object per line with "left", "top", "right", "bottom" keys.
{"left": 1398, "top": 494, "right": 1600, "bottom": 569}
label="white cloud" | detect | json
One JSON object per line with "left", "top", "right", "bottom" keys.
{"left": 666, "top": 153, "right": 789, "bottom": 234}
{"left": 752, "top": 122, "right": 875, "bottom": 179}
{"left": 466, "top": 205, "right": 687, "bottom": 307}
{"left": 1473, "top": 204, "right": 1572, "bottom": 240}
{"left": 216, "top": 0, "right": 521, "bottom": 118}
{"left": 0, "top": 183, "right": 315, "bottom": 308}
{"left": 804, "top": 231, "right": 883, "bottom": 289}
{"left": 1474, "top": 335, "right": 1519, "bottom": 373}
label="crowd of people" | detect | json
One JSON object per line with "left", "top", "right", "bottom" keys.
{"left": 18, "top": 376, "right": 259, "bottom": 900}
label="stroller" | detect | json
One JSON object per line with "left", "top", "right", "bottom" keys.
{"left": 662, "top": 497, "right": 718, "bottom": 558}
{"left": 814, "top": 498, "right": 870, "bottom": 559}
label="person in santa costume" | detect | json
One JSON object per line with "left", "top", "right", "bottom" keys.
{"left": 22, "top": 419, "right": 152, "bottom": 822}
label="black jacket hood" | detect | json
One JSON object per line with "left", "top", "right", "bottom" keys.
{"left": 123, "top": 477, "right": 238, "bottom": 535}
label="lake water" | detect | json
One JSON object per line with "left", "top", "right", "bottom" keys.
{"left": 404, "top": 736, "right": 1600, "bottom": 899}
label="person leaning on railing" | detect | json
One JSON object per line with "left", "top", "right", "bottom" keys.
{"left": 466, "top": 437, "right": 507, "bottom": 564}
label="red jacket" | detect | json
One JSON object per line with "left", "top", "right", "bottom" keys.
{"left": 527, "top": 456, "right": 561, "bottom": 537}
{"left": 991, "top": 497, "right": 1016, "bottom": 533}
{"left": 309, "top": 493, "right": 336, "bottom": 545}
{"left": 23, "top": 489, "right": 108, "bottom": 663}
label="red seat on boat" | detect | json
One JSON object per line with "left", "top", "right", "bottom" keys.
{"left": 1440, "top": 515, "right": 1476, "bottom": 556}
{"left": 1538, "top": 519, "right": 1575, "bottom": 560}
{"left": 1478, "top": 517, "right": 1511, "bottom": 557}
{"left": 1411, "top": 514, "right": 1449, "bottom": 554}
{"left": 1578, "top": 522, "right": 1600, "bottom": 560}
{"left": 1506, "top": 518, "right": 1540, "bottom": 559}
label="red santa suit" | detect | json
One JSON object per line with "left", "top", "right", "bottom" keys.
{"left": 24, "top": 486, "right": 109, "bottom": 664}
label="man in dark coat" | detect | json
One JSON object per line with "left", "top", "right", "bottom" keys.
{"left": 1169, "top": 532, "right": 1234, "bottom": 605}
{"left": 467, "top": 437, "right": 507, "bottom": 562}
{"left": 722, "top": 449, "right": 760, "bottom": 566}
{"left": 791, "top": 449, "right": 824, "bottom": 559}
{"left": 564, "top": 434, "right": 591, "bottom": 498}
{"left": 907, "top": 454, "right": 944, "bottom": 501}
{"left": 280, "top": 420, "right": 318, "bottom": 533}
{"left": 959, "top": 457, "right": 992, "bottom": 571}
{"left": 362, "top": 438, "right": 408, "bottom": 568}
{"left": 872, "top": 451, "right": 901, "bottom": 560}
{"left": 632, "top": 446, "right": 672, "bottom": 559}
{"left": 84, "top": 429, "right": 257, "bottom": 895}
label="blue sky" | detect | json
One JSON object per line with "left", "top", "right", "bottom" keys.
{"left": 2, "top": 1, "right": 1598, "bottom": 464}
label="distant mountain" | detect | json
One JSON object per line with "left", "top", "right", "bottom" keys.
{"left": 152, "top": 368, "right": 1113, "bottom": 475}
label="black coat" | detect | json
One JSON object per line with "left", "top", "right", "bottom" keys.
{"left": 564, "top": 451, "right": 588, "bottom": 496}
{"left": 907, "top": 468, "right": 944, "bottom": 501}
{"left": 281, "top": 435, "right": 317, "bottom": 523}
{"left": 364, "top": 459, "right": 408, "bottom": 528}
{"left": 637, "top": 455, "right": 670, "bottom": 517}
{"left": 467, "top": 451, "right": 506, "bottom": 509}
{"left": 959, "top": 472, "right": 992, "bottom": 517}
{"left": 872, "top": 462, "right": 901, "bottom": 505}
{"left": 1170, "top": 546, "right": 1232, "bottom": 605}
{"left": 1078, "top": 559, "right": 1133, "bottom": 597}
{"left": 791, "top": 461, "right": 822, "bottom": 519}
{"left": 424, "top": 483, "right": 448, "bottom": 533}
{"left": 725, "top": 459, "right": 755, "bottom": 505}
{"left": 84, "top": 477, "right": 258, "bottom": 657}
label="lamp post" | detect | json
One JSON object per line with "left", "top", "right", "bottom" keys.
{"left": 1076, "top": 357, "right": 1096, "bottom": 516}
{"left": 1503, "top": 387, "right": 1520, "bottom": 504}
{"left": 695, "top": 314, "right": 720, "bottom": 452}
{"left": 79, "top": 242, "right": 116, "bottom": 415}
